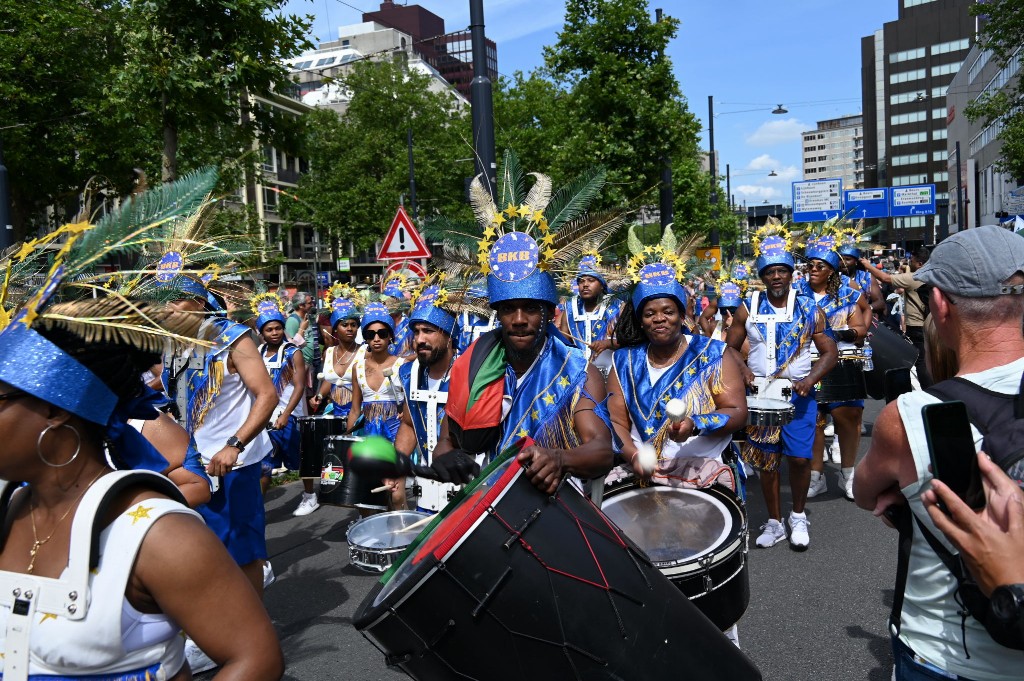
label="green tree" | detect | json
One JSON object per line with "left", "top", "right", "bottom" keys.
{"left": 543, "top": 0, "right": 703, "bottom": 210}
{"left": 290, "top": 60, "right": 473, "bottom": 252}
{"left": 492, "top": 72, "right": 567, "bottom": 182}
{"left": 966, "top": 1, "right": 1024, "bottom": 181}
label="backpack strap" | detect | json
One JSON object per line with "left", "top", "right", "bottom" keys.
{"left": 888, "top": 503, "right": 915, "bottom": 640}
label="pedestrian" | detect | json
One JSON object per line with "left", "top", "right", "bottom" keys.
{"left": 855, "top": 224, "right": 1024, "bottom": 679}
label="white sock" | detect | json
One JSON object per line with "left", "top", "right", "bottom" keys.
{"left": 842, "top": 467, "right": 854, "bottom": 480}
{"left": 790, "top": 510, "right": 806, "bottom": 519}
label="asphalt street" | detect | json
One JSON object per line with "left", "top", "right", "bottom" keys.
{"left": 200, "top": 398, "right": 896, "bottom": 681}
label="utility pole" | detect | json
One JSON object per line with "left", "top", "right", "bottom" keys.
{"left": 708, "top": 95, "right": 719, "bottom": 246}
{"left": 0, "top": 138, "right": 12, "bottom": 250}
{"left": 469, "top": 0, "right": 497, "bottom": 200}
{"left": 955, "top": 140, "right": 965, "bottom": 232}
{"left": 407, "top": 127, "right": 418, "bottom": 221}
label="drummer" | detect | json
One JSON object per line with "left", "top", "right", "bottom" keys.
{"left": 797, "top": 224, "right": 870, "bottom": 502}
{"left": 726, "top": 219, "right": 838, "bottom": 551}
{"left": 250, "top": 292, "right": 312, "bottom": 515}
{"left": 393, "top": 277, "right": 460, "bottom": 513}
{"left": 606, "top": 236, "right": 748, "bottom": 481}
{"left": 429, "top": 166, "right": 614, "bottom": 494}
{"left": 557, "top": 252, "right": 623, "bottom": 376}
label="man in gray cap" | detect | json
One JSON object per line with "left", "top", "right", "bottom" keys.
{"left": 854, "top": 225, "right": 1024, "bottom": 680}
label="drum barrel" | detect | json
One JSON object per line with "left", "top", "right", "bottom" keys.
{"left": 335, "top": 437, "right": 389, "bottom": 509}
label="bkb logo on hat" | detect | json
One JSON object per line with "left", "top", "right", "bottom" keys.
{"left": 332, "top": 298, "right": 355, "bottom": 317}
{"left": 489, "top": 233, "right": 539, "bottom": 282}
{"left": 733, "top": 263, "right": 750, "bottom": 280}
{"left": 639, "top": 262, "right": 676, "bottom": 285}
{"left": 257, "top": 299, "right": 279, "bottom": 317}
{"left": 155, "top": 251, "right": 184, "bottom": 283}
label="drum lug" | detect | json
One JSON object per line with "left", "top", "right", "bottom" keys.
{"left": 699, "top": 554, "right": 714, "bottom": 593}
{"left": 498, "top": 507, "right": 541, "bottom": 551}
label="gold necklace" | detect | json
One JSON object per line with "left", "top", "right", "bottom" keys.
{"left": 27, "top": 469, "right": 106, "bottom": 574}
{"left": 648, "top": 336, "right": 686, "bottom": 369}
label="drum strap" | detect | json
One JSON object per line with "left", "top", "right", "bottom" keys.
{"left": 408, "top": 359, "right": 450, "bottom": 455}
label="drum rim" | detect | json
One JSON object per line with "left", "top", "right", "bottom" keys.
{"left": 601, "top": 483, "right": 743, "bottom": 567}
{"left": 745, "top": 397, "right": 794, "bottom": 410}
{"left": 347, "top": 510, "right": 432, "bottom": 547}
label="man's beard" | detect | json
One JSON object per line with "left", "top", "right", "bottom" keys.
{"left": 417, "top": 342, "right": 448, "bottom": 367}
{"left": 502, "top": 310, "right": 548, "bottom": 365}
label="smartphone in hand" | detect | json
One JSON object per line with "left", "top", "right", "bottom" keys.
{"left": 922, "top": 400, "right": 984, "bottom": 512}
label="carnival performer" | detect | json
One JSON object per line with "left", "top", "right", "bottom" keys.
{"left": 557, "top": 251, "right": 623, "bottom": 375}
{"left": 726, "top": 220, "right": 838, "bottom": 551}
{"left": 251, "top": 291, "right": 315, "bottom": 516}
{"left": 798, "top": 225, "right": 870, "bottom": 501}
{"left": 381, "top": 270, "right": 414, "bottom": 357}
{"left": 0, "top": 172, "right": 282, "bottom": 679}
{"left": 429, "top": 153, "right": 615, "bottom": 494}
{"left": 312, "top": 284, "right": 364, "bottom": 416}
{"left": 607, "top": 226, "right": 748, "bottom": 479}
{"left": 393, "top": 277, "right": 467, "bottom": 512}
{"left": 698, "top": 260, "right": 753, "bottom": 342}
{"left": 836, "top": 220, "right": 886, "bottom": 317}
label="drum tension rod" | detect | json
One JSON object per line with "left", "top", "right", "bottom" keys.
{"left": 699, "top": 555, "right": 715, "bottom": 594}
{"left": 471, "top": 567, "right": 512, "bottom": 619}
{"left": 499, "top": 507, "right": 542, "bottom": 551}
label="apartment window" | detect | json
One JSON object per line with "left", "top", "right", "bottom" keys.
{"left": 314, "top": 57, "right": 336, "bottom": 67}
{"left": 977, "top": 50, "right": 1022, "bottom": 102}
{"left": 931, "top": 85, "right": 948, "bottom": 99}
{"left": 892, "top": 175, "right": 919, "bottom": 186}
{"left": 931, "top": 38, "right": 969, "bottom": 56}
{"left": 804, "top": 146, "right": 816, "bottom": 153}
{"left": 969, "top": 50, "right": 992, "bottom": 83}
{"left": 262, "top": 186, "right": 278, "bottom": 211}
{"left": 261, "top": 145, "right": 276, "bottom": 172}
{"left": 889, "top": 47, "right": 925, "bottom": 64}
{"left": 891, "top": 111, "right": 927, "bottom": 126}
{"left": 890, "top": 91, "right": 923, "bottom": 105}
{"left": 904, "top": 0, "right": 936, "bottom": 7}
{"left": 933, "top": 129, "right": 948, "bottom": 140}
{"left": 934, "top": 172, "right": 948, "bottom": 183}
{"left": 931, "top": 62, "right": 960, "bottom": 78}
{"left": 892, "top": 153, "right": 927, "bottom": 166}
{"left": 341, "top": 39, "right": 350, "bottom": 47}
{"left": 932, "top": 150, "right": 948, "bottom": 162}
{"left": 890, "top": 68, "right": 926, "bottom": 84}
{"left": 932, "top": 108, "right": 946, "bottom": 120}
{"left": 891, "top": 132, "right": 927, "bottom": 146}
{"left": 818, "top": 145, "right": 826, "bottom": 150}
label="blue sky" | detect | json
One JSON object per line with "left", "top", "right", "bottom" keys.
{"left": 281, "top": 0, "right": 903, "bottom": 207}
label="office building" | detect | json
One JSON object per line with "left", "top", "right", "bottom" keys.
{"left": 860, "top": 0, "right": 974, "bottom": 246}
{"left": 802, "top": 114, "right": 864, "bottom": 190}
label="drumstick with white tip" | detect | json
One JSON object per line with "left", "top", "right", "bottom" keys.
{"left": 390, "top": 512, "right": 433, "bottom": 534}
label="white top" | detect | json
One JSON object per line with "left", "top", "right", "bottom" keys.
{"left": 354, "top": 356, "right": 405, "bottom": 404}
{"left": 745, "top": 290, "right": 812, "bottom": 381}
{"left": 193, "top": 344, "right": 271, "bottom": 468}
{"left": 322, "top": 345, "right": 364, "bottom": 388}
{"left": 813, "top": 291, "right": 858, "bottom": 354}
{"left": 894, "top": 357, "right": 1024, "bottom": 680}
{"left": 0, "top": 473, "right": 199, "bottom": 680}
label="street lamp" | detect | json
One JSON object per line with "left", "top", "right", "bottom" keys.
{"left": 772, "top": 104, "right": 788, "bottom": 114}
{"left": 768, "top": 170, "right": 778, "bottom": 177}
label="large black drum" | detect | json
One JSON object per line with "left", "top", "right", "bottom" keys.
{"left": 601, "top": 479, "right": 749, "bottom": 631}
{"left": 321, "top": 435, "right": 390, "bottom": 510}
{"left": 864, "top": 320, "right": 918, "bottom": 400}
{"left": 354, "top": 446, "right": 761, "bottom": 681}
{"left": 816, "top": 358, "right": 868, "bottom": 403}
{"left": 297, "top": 415, "right": 348, "bottom": 479}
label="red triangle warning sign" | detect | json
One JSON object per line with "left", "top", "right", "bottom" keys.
{"left": 377, "top": 206, "right": 432, "bottom": 260}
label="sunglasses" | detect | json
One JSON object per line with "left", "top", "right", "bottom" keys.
{"left": 363, "top": 329, "right": 393, "bottom": 340}
{"left": 808, "top": 262, "right": 831, "bottom": 271}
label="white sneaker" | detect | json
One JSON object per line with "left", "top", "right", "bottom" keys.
{"left": 861, "top": 422, "right": 868, "bottom": 435}
{"left": 829, "top": 438, "right": 842, "bottom": 464}
{"left": 292, "top": 492, "right": 320, "bottom": 517}
{"left": 788, "top": 511, "right": 810, "bottom": 551}
{"left": 806, "top": 471, "right": 827, "bottom": 498}
{"left": 839, "top": 470, "right": 855, "bottom": 501}
{"left": 823, "top": 422, "right": 835, "bottom": 438}
{"left": 184, "top": 639, "right": 217, "bottom": 674}
{"left": 755, "top": 519, "right": 787, "bottom": 548}
{"left": 263, "top": 560, "right": 276, "bottom": 589}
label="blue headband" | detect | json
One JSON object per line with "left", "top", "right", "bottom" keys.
{"left": 837, "top": 242, "right": 861, "bottom": 258}
{"left": 330, "top": 299, "right": 359, "bottom": 329}
{"left": 361, "top": 302, "right": 395, "bottom": 334}
{"left": 409, "top": 302, "right": 458, "bottom": 338}
{"left": 577, "top": 258, "right": 608, "bottom": 291}
{"left": 256, "top": 311, "right": 287, "bottom": 331}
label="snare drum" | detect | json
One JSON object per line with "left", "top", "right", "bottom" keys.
{"left": 816, "top": 358, "right": 867, "bottom": 403}
{"left": 354, "top": 442, "right": 762, "bottom": 681}
{"left": 746, "top": 396, "right": 795, "bottom": 427}
{"left": 346, "top": 510, "right": 431, "bottom": 573}
{"left": 602, "top": 479, "right": 749, "bottom": 631}
{"left": 297, "top": 415, "right": 348, "bottom": 479}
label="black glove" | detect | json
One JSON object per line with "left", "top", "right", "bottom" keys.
{"left": 836, "top": 328, "right": 858, "bottom": 343}
{"left": 429, "top": 449, "right": 480, "bottom": 484}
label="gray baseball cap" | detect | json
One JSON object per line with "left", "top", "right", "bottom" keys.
{"left": 914, "top": 225, "right": 1024, "bottom": 297}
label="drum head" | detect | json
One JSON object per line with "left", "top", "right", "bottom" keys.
{"left": 347, "top": 511, "right": 431, "bottom": 551}
{"left": 602, "top": 487, "right": 731, "bottom": 565}
{"left": 746, "top": 397, "right": 792, "bottom": 411}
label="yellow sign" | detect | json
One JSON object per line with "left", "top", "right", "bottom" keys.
{"left": 697, "top": 246, "right": 722, "bottom": 271}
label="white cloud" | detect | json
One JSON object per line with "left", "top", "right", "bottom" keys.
{"left": 746, "top": 154, "right": 777, "bottom": 171}
{"left": 735, "top": 184, "right": 783, "bottom": 204}
{"left": 745, "top": 118, "right": 809, "bottom": 147}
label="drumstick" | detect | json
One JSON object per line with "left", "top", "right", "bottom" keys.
{"left": 665, "top": 398, "right": 686, "bottom": 424}
{"left": 370, "top": 484, "right": 391, "bottom": 494}
{"left": 390, "top": 513, "right": 433, "bottom": 534}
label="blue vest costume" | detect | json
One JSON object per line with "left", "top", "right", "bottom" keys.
{"left": 261, "top": 341, "right": 302, "bottom": 471}
{"left": 398, "top": 359, "right": 450, "bottom": 465}
{"left": 559, "top": 296, "right": 622, "bottom": 344}
{"left": 796, "top": 279, "right": 859, "bottom": 343}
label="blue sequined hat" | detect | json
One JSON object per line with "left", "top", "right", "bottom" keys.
{"left": 409, "top": 283, "right": 459, "bottom": 337}
{"left": 250, "top": 292, "right": 287, "bottom": 332}
{"left": 752, "top": 219, "right": 795, "bottom": 274}
{"left": 486, "top": 232, "right": 558, "bottom": 306}
{"left": 804, "top": 233, "right": 842, "bottom": 271}
{"left": 361, "top": 301, "right": 395, "bottom": 335}
{"left": 717, "top": 281, "right": 743, "bottom": 308}
{"left": 631, "top": 262, "right": 688, "bottom": 313}
{"left": 330, "top": 299, "right": 358, "bottom": 329}
{"left": 576, "top": 254, "right": 608, "bottom": 291}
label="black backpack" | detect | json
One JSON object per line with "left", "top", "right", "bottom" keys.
{"left": 889, "top": 373, "right": 1024, "bottom": 655}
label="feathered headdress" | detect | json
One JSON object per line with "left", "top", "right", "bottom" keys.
{"left": 250, "top": 291, "right": 287, "bottom": 332}
{"left": 560, "top": 242, "right": 632, "bottom": 297}
{"left": 380, "top": 268, "right": 417, "bottom": 301}
{"left": 327, "top": 282, "right": 363, "bottom": 328}
{"left": 752, "top": 217, "right": 795, "bottom": 274}
{"left": 715, "top": 258, "right": 754, "bottom": 308}
{"left": 425, "top": 150, "right": 621, "bottom": 308}
{"left": 624, "top": 224, "right": 705, "bottom": 313}
{"left": 836, "top": 219, "right": 883, "bottom": 259}
{"left": 799, "top": 217, "right": 842, "bottom": 271}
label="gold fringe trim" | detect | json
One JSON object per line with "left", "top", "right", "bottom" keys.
{"left": 533, "top": 389, "right": 582, "bottom": 451}
{"left": 747, "top": 423, "right": 781, "bottom": 445}
{"left": 189, "top": 360, "right": 224, "bottom": 432}
{"left": 742, "top": 442, "right": 781, "bottom": 472}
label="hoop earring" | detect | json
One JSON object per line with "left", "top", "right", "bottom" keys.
{"left": 37, "top": 424, "right": 82, "bottom": 468}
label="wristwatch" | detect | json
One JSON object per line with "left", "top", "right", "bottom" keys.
{"left": 989, "top": 584, "right": 1024, "bottom": 631}
{"left": 225, "top": 436, "right": 245, "bottom": 453}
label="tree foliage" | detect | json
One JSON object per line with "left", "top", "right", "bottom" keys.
{"left": 290, "top": 60, "right": 473, "bottom": 252}
{"left": 966, "top": 1, "right": 1024, "bottom": 182}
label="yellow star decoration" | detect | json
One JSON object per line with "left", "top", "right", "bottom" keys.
{"left": 543, "top": 393, "right": 555, "bottom": 405}
{"left": 517, "top": 428, "right": 529, "bottom": 438}
{"left": 39, "top": 613, "right": 57, "bottom": 624}
{"left": 558, "top": 377, "right": 570, "bottom": 388}
{"left": 14, "top": 240, "right": 37, "bottom": 261}
{"left": 645, "top": 426, "right": 655, "bottom": 435}
{"left": 531, "top": 409, "right": 540, "bottom": 420}
{"left": 675, "top": 381, "right": 683, "bottom": 390}
{"left": 517, "top": 204, "right": 532, "bottom": 218}
{"left": 542, "top": 247, "right": 557, "bottom": 262}
{"left": 531, "top": 210, "right": 545, "bottom": 224}
{"left": 220, "top": 334, "right": 231, "bottom": 344}
{"left": 19, "top": 306, "right": 39, "bottom": 328}
{"left": 654, "top": 410, "right": 663, "bottom": 419}
{"left": 687, "top": 368, "right": 697, "bottom": 376}
{"left": 504, "top": 202, "right": 519, "bottom": 217}
{"left": 539, "top": 233, "right": 555, "bottom": 247}
{"left": 480, "top": 262, "right": 491, "bottom": 275}
{"left": 477, "top": 250, "right": 490, "bottom": 265}
{"left": 482, "top": 226, "right": 496, "bottom": 239}
{"left": 492, "top": 213, "right": 507, "bottom": 226}
{"left": 126, "top": 504, "right": 153, "bottom": 525}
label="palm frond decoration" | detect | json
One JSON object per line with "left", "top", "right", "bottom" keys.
{"left": 423, "top": 215, "right": 481, "bottom": 251}
{"left": 468, "top": 178, "right": 497, "bottom": 230}
{"left": 497, "top": 149, "right": 526, "bottom": 210}
{"left": 522, "top": 172, "right": 552, "bottom": 216}
{"left": 544, "top": 166, "right": 608, "bottom": 233}
{"left": 549, "top": 212, "right": 625, "bottom": 268}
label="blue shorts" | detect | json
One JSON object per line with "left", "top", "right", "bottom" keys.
{"left": 267, "top": 415, "right": 301, "bottom": 471}
{"left": 197, "top": 462, "right": 267, "bottom": 566}
{"left": 780, "top": 391, "right": 816, "bottom": 460}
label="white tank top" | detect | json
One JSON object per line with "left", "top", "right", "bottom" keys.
{"left": 262, "top": 345, "right": 307, "bottom": 417}
{"left": 744, "top": 291, "right": 812, "bottom": 380}
{"left": 193, "top": 349, "right": 272, "bottom": 468}
{"left": 0, "top": 473, "right": 199, "bottom": 679}
{"left": 355, "top": 356, "right": 406, "bottom": 405}
{"left": 322, "top": 345, "right": 364, "bottom": 388}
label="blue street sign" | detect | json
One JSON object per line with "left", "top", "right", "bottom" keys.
{"left": 843, "top": 187, "right": 889, "bottom": 219}
{"left": 889, "top": 184, "right": 936, "bottom": 217}
{"left": 316, "top": 271, "right": 331, "bottom": 287}
{"left": 792, "top": 179, "right": 843, "bottom": 223}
